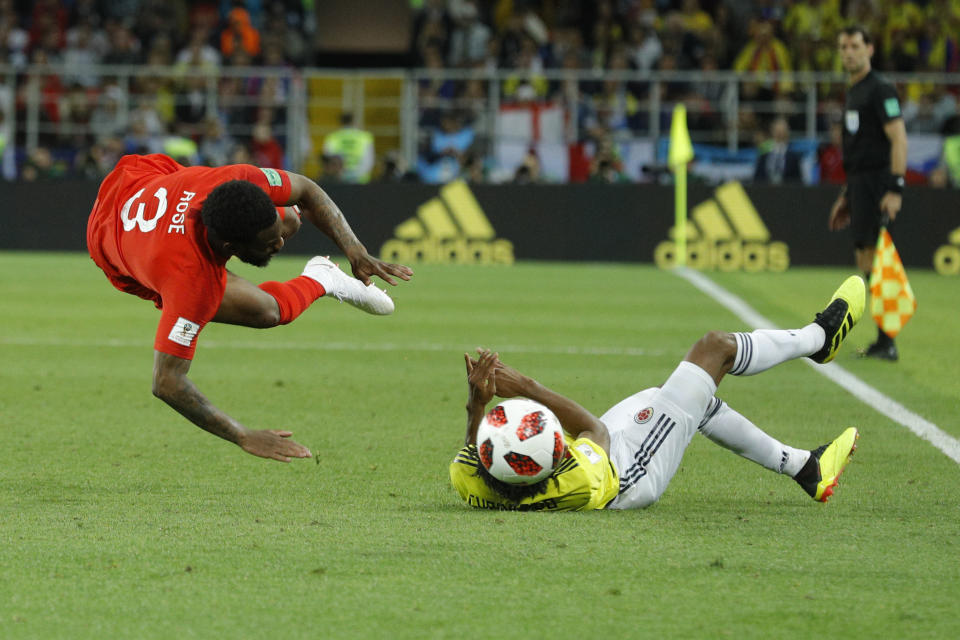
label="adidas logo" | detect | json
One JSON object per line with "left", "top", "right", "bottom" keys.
{"left": 933, "top": 226, "right": 960, "bottom": 275}
{"left": 380, "top": 180, "right": 514, "bottom": 264}
{"left": 654, "top": 181, "right": 790, "bottom": 272}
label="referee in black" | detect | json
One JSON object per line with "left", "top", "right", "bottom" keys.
{"left": 828, "top": 25, "right": 908, "bottom": 361}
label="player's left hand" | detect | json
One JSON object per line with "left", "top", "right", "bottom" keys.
{"left": 880, "top": 192, "right": 902, "bottom": 222}
{"left": 489, "top": 357, "right": 528, "bottom": 399}
{"left": 348, "top": 251, "right": 413, "bottom": 287}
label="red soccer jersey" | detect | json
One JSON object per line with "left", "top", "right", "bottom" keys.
{"left": 86, "top": 154, "right": 293, "bottom": 359}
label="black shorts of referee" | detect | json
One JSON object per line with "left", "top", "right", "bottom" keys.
{"left": 847, "top": 168, "right": 893, "bottom": 250}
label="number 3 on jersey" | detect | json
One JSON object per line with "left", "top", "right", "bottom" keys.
{"left": 121, "top": 187, "right": 168, "bottom": 232}
{"left": 120, "top": 188, "right": 195, "bottom": 234}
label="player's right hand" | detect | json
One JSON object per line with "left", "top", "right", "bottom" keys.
{"left": 466, "top": 348, "right": 498, "bottom": 405}
{"left": 828, "top": 195, "right": 850, "bottom": 231}
{"left": 238, "top": 429, "right": 312, "bottom": 462}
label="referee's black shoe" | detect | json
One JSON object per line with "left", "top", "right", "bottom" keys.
{"left": 862, "top": 338, "right": 899, "bottom": 361}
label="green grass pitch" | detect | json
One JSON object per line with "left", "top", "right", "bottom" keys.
{"left": 1, "top": 252, "right": 958, "bottom": 639}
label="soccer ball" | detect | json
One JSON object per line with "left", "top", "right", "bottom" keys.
{"left": 476, "top": 398, "right": 566, "bottom": 485}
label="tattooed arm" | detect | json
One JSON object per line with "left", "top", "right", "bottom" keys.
{"left": 152, "top": 351, "right": 311, "bottom": 462}
{"left": 286, "top": 172, "right": 413, "bottom": 286}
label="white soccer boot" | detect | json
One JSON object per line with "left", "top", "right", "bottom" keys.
{"left": 301, "top": 256, "right": 395, "bottom": 315}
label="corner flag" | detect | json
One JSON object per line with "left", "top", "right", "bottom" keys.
{"left": 668, "top": 105, "right": 694, "bottom": 169}
{"left": 668, "top": 105, "right": 694, "bottom": 267}
{"left": 869, "top": 227, "right": 916, "bottom": 338}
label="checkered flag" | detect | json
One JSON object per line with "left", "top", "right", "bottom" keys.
{"left": 869, "top": 227, "right": 916, "bottom": 338}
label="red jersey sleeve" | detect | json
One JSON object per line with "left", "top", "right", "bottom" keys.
{"left": 153, "top": 260, "right": 227, "bottom": 359}
{"left": 233, "top": 165, "right": 293, "bottom": 205}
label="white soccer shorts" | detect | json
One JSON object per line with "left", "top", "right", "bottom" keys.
{"left": 604, "top": 361, "right": 718, "bottom": 510}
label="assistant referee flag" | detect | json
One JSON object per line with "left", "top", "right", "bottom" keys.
{"left": 869, "top": 227, "right": 916, "bottom": 338}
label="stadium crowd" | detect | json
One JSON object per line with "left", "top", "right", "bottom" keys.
{"left": 0, "top": 0, "right": 957, "bottom": 186}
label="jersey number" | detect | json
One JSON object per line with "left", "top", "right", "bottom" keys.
{"left": 121, "top": 187, "right": 168, "bottom": 232}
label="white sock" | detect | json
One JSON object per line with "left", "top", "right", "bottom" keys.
{"left": 728, "top": 325, "right": 825, "bottom": 376}
{"left": 699, "top": 398, "right": 810, "bottom": 476}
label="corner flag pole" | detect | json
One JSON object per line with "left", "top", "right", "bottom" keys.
{"left": 668, "top": 104, "right": 694, "bottom": 268}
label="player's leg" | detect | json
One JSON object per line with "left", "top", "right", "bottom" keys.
{"left": 300, "top": 256, "right": 394, "bottom": 315}
{"left": 213, "top": 270, "right": 324, "bottom": 328}
{"left": 849, "top": 174, "right": 897, "bottom": 360}
{"left": 698, "top": 397, "right": 809, "bottom": 475}
{"left": 604, "top": 362, "right": 717, "bottom": 509}
{"left": 726, "top": 273, "right": 866, "bottom": 373}
{"left": 698, "top": 398, "right": 859, "bottom": 503}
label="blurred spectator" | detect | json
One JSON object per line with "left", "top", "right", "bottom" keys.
{"left": 220, "top": 7, "right": 260, "bottom": 59}
{"left": 251, "top": 120, "right": 284, "bottom": 168}
{"left": 74, "top": 135, "right": 124, "bottom": 179}
{"left": 588, "top": 133, "right": 628, "bottom": 183}
{"left": 588, "top": 0, "right": 628, "bottom": 69}
{"left": 102, "top": 22, "right": 141, "bottom": 65}
{"left": 177, "top": 26, "right": 221, "bottom": 68}
{"left": 502, "top": 36, "right": 548, "bottom": 101}
{"left": 323, "top": 113, "right": 375, "bottom": 183}
{"left": 941, "top": 117, "right": 960, "bottom": 187}
{"left": 754, "top": 116, "right": 802, "bottom": 184}
{"left": 626, "top": 23, "right": 662, "bottom": 72}
{"left": 124, "top": 106, "right": 165, "bottom": 155}
{"left": 818, "top": 120, "right": 846, "bottom": 185}
{"left": 733, "top": 19, "right": 794, "bottom": 99}
{"left": 918, "top": 16, "right": 960, "bottom": 73}
{"left": 228, "top": 142, "right": 252, "bottom": 164}
{"left": 318, "top": 152, "right": 345, "bottom": 183}
{"left": 90, "top": 84, "right": 126, "bottom": 140}
{"left": 163, "top": 122, "right": 200, "bottom": 166}
{"left": 418, "top": 109, "right": 475, "bottom": 183}
{"left": 59, "top": 85, "right": 95, "bottom": 149}
{"left": 461, "top": 151, "right": 486, "bottom": 183}
{"left": 262, "top": 6, "right": 308, "bottom": 65}
{"left": 512, "top": 148, "right": 541, "bottom": 184}
{"left": 411, "top": 0, "right": 452, "bottom": 66}
{"left": 678, "top": 0, "right": 713, "bottom": 37}
{"left": 199, "top": 116, "right": 232, "bottom": 166}
{"left": 20, "top": 146, "right": 67, "bottom": 180}
{"left": 62, "top": 21, "right": 102, "bottom": 88}
{"left": 378, "top": 150, "right": 419, "bottom": 182}
{"left": 448, "top": 0, "right": 490, "bottom": 67}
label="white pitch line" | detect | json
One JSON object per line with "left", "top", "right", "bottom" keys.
{"left": 677, "top": 267, "right": 960, "bottom": 465}
{"left": 0, "top": 336, "right": 666, "bottom": 358}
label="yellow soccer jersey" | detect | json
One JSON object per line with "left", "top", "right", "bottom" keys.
{"left": 449, "top": 435, "right": 619, "bottom": 511}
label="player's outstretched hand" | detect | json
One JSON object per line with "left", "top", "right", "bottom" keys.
{"left": 489, "top": 356, "right": 528, "bottom": 399}
{"left": 466, "top": 348, "right": 498, "bottom": 405}
{"left": 348, "top": 251, "right": 414, "bottom": 287}
{"left": 238, "top": 429, "right": 312, "bottom": 462}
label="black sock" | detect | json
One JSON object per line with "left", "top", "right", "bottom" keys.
{"left": 876, "top": 330, "right": 894, "bottom": 347}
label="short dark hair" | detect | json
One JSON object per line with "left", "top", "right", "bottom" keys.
{"left": 839, "top": 25, "right": 872, "bottom": 45}
{"left": 201, "top": 180, "right": 277, "bottom": 243}
{"left": 474, "top": 461, "right": 555, "bottom": 503}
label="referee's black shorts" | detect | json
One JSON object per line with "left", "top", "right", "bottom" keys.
{"left": 848, "top": 168, "right": 893, "bottom": 249}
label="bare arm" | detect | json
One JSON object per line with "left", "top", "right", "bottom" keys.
{"left": 285, "top": 172, "right": 413, "bottom": 286}
{"left": 464, "top": 350, "right": 498, "bottom": 445}
{"left": 483, "top": 350, "right": 611, "bottom": 454}
{"left": 880, "top": 118, "right": 907, "bottom": 222}
{"left": 152, "top": 350, "right": 311, "bottom": 462}
{"left": 885, "top": 118, "right": 908, "bottom": 177}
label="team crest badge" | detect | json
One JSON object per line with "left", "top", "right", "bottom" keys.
{"left": 845, "top": 110, "right": 859, "bottom": 134}
{"left": 634, "top": 407, "right": 654, "bottom": 424}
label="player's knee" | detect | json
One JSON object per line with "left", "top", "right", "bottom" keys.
{"left": 695, "top": 331, "right": 736, "bottom": 359}
{"left": 252, "top": 306, "right": 281, "bottom": 328}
